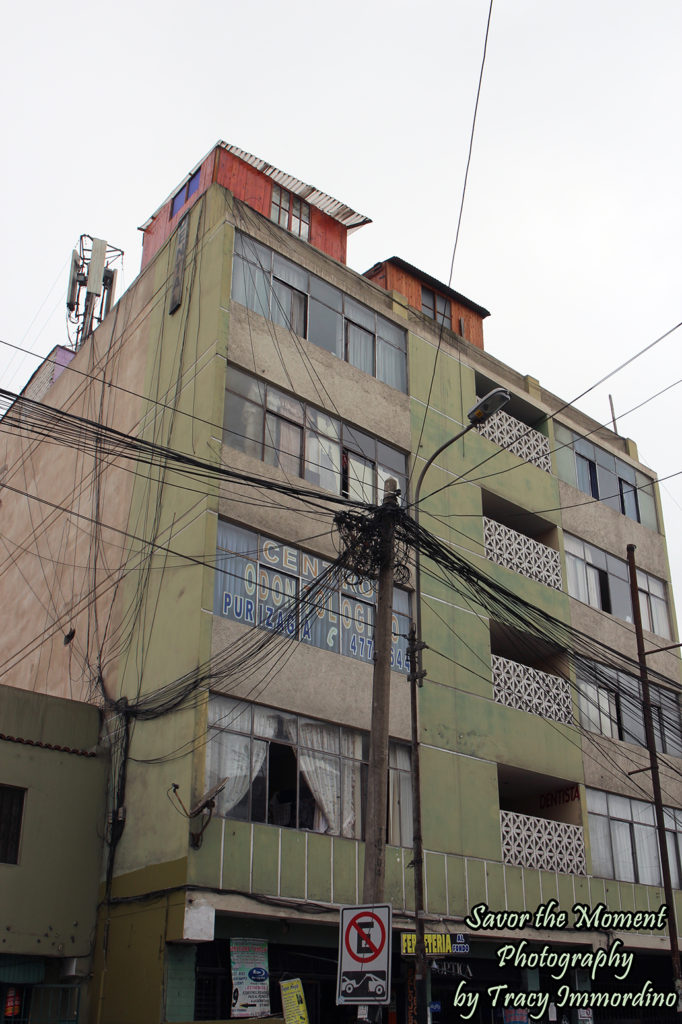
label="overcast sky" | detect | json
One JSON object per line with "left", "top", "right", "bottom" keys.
{"left": 2, "top": 0, "right": 681, "bottom": 631}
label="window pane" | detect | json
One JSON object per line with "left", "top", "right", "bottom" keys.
{"left": 228, "top": 367, "right": 265, "bottom": 404}
{"left": 609, "top": 577, "right": 632, "bottom": 622}
{"left": 341, "top": 759, "right": 364, "bottom": 838}
{"left": 273, "top": 253, "right": 308, "bottom": 292}
{"left": 305, "top": 429, "right": 341, "bottom": 492}
{"left": 310, "top": 276, "right": 342, "bottom": 311}
{"left": 263, "top": 414, "right": 302, "bottom": 476}
{"left": 588, "top": 813, "right": 613, "bottom": 878}
{"left": 306, "top": 407, "right": 340, "bottom": 440}
{"left": 308, "top": 298, "right": 343, "bottom": 358}
{"left": 619, "top": 479, "right": 640, "bottom": 521}
{"left": 266, "top": 387, "right": 304, "bottom": 424}
{"left": 339, "top": 595, "right": 374, "bottom": 663}
{"left": 377, "top": 337, "right": 407, "bottom": 392}
{"left": 377, "top": 316, "right": 406, "bottom": 352}
{"left": 301, "top": 586, "right": 339, "bottom": 653}
{"left": 234, "top": 233, "right": 272, "bottom": 270}
{"left": 610, "top": 820, "right": 636, "bottom": 881}
{"left": 634, "top": 823, "right": 660, "bottom": 885}
{"left": 231, "top": 254, "right": 270, "bottom": 318}
{"left": 272, "top": 279, "right": 306, "bottom": 336}
{"left": 566, "top": 553, "right": 588, "bottom": 603}
{"left": 650, "top": 594, "right": 671, "bottom": 639}
{"left": 347, "top": 323, "right": 374, "bottom": 375}
{"left": 187, "top": 169, "right": 201, "bottom": 199}
{"left": 436, "top": 295, "right": 451, "bottom": 329}
{"left": 171, "top": 189, "right": 186, "bottom": 218}
{"left": 576, "top": 455, "right": 598, "bottom": 498}
{"left": 346, "top": 453, "right": 374, "bottom": 503}
{"left": 421, "top": 287, "right": 435, "bottom": 317}
{"left": 224, "top": 392, "right": 263, "bottom": 458}
{"left": 344, "top": 297, "right": 375, "bottom": 332}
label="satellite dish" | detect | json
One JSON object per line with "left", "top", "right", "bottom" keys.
{"left": 189, "top": 777, "right": 229, "bottom": 817}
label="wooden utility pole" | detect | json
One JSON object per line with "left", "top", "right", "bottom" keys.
{"left": 626, "top": 544, "right": 682, "bottom": 1010}
{"left": 362, "top": 478, "right": 398, "bottom": 906}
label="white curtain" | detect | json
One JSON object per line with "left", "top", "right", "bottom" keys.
{"left": 207, "top": 730, "right": 267, "bottom": 818}
{"left": 388, "top": 745, "right": 413, "bottom": 848}
{"left": 341, "top": 731, "right": 364, "bottom": 839}
{"left": 291, "top": 721, "right": 340, "bottom": 835}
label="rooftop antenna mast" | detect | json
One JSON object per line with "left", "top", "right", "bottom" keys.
{"left": 66, "top": 236, "right": 123, "bottom": 350}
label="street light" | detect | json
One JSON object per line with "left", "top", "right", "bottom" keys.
{"left": 409, "top": 387, "right": 511, "bottom": 1024}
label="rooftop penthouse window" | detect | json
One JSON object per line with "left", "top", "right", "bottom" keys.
{"left": 270, "top": 184, "right": 310, "bottom": 241}
{"left": 421, "top": 286, "right": 451, "bottom": 330}
{"left": 170, "top": 169, "right": 201, "bottom": 219}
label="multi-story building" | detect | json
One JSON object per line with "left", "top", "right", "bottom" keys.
{"left": 0, "top": 141, "right": 680, "bottom": 1023}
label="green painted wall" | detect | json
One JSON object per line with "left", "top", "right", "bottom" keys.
{"left": 0, "top": 687, "right": 107, "bottom": 958}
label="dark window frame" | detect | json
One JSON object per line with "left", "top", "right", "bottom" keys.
{"left": 421, "top": 286, "right": 452, "bottom": 330}
{"left": 0, "top": 784, "right": 25, "bottom": 864}
{"left": 171, "top": 169, "right": 201, "bottom": 219}
{"left": 206, "top": 696, "right": 413, "bottom": 846}
{"left": 231, "top": 233, "right": 407, "bottom": 392}
{"left": 223, "top": 366, "right": 407, "bottom": 503}
{"left": 271, "top": 184, "right": 310, "bottom": 241}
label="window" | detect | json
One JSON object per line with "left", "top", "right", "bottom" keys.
{"left": 214, "top": 521, "right": 411, "bottom": 673}
{"left": 224, "top": 366, "right": 408, "bottom": 502}
{"left": 171, "top": 169, "right": 201, "bottom": 219}
{"left": 205, "top": 696, "right": 413, "bottom": 846}
{"left": 586, "top": 788, "right": 682, "bottom": 887}
{"left": 566, "top": 535, "right": 671, "bottom": 638}
{"left": 637, "top": 569, "right": 671, "bottom": 639}
{"left": 421, "top": 287, "right": 451, "bottom": 330}
{"left": 575, "top": 454, "right": 599, "bottom": 499}
{"left": 577, "top": 662, "right": 682, "bottom": 754}
{"left": 231, "top": 233, "right": 407, "bottom": 392}
{"left": 553, "top": 423, "right": 658, "bottom": 530}
{"left": 0, "top": 785, "right": 25, "bottom": 863}
{"left": 270, "top": 184, "right": 310, "bottom": 241}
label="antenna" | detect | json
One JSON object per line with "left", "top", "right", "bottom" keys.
{"left": 66, "top": 235, "right": 123, "bottom": 350}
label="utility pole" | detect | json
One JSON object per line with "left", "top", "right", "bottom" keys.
{"left": 362, "top": 478, "right": 399, "bottom": 906}
{"left": 626, "top": 544, "right": 682, "bottom": 1010}
{"left": 407, "top": 625, "right": 428, "bottom": 1024}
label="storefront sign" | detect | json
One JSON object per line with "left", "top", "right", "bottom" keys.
{"left": 229, "top": 939, "right": 270, "bottom": 1017}
{"left": 280, "top": 978, "right": 309, "bottom": 1024}
{"left": 400, "top": 932, "right": 470, "bottom": 956}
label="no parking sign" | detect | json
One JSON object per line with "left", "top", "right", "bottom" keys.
{"left": 337, "top": 904, "right": 392, "bottom": 1005}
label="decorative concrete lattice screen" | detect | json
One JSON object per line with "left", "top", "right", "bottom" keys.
{"left": 478, "top": 407, "right": 552, "bottom": 473}
{"left": 483, "top": 517, "right": 563, "bottom": 590}
{"left": 492, "top": 655, "right": 573, "bottom": 726}
{"left": 500, "top": 810, "right": 586, "bottom": 875}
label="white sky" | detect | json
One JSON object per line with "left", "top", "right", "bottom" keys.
{"left": 2, "top": 0, "right": 681, "bottom": 634}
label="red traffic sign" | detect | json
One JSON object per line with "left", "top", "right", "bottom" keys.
{"left": 344, "top": 911, "right": 387, "bottom": 964}
{"left": 337, "top": 904, "right": 392, "bottom": 1006}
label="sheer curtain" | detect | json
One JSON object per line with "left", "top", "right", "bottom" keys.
{"left": 290, "top": 720, "right": 341, "bottom": 835}
{"left": 207, "top": 731, "right": 267, "bottom": 818}
{"left": 388, "top": 745, "right": 413, "bottom": 847}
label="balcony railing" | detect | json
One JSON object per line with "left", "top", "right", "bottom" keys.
{"left": 492, "top": 655, "right": 573, "bottom": 726}
{"left": 478, "top": 407, "right": 552, "bottom": 473}
{"left": 501, "top": 810, "right": 586, "bottom": 875}
{"left": 483, "top": 517, "right": 562, "bottom": 590}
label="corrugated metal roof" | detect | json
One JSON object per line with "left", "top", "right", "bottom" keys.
{"left": 376, "top": 256, "right": 491, "bottom": 319}
{"left": 139, "top": 141, "right": 372, "bottom": 231}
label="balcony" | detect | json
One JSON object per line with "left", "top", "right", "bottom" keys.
{"left": 478, "top": 406, "right": 552, "bottom": 473}
{"left": 501, "top": 809, "right": 586, "bottom": 875}
{"left": 492, "top": 655, "right": 573, "bottom": 726}
{"left": 483, "top": 517, "right": 562, "bottom": 590}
